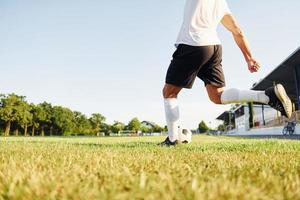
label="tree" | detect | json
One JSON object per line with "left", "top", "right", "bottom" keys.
{"left": 217, "top": 124, "right": 226, "bottom": 132}
{"left": 127, "top": 118, "right": 141, "bottom": 133}
{"left": 111, "top": 121, "right": 125, "bottom": 134}
{"left": 141, "top": 126, "right": 151, "bottom": 133}
{"left": 73, "top": 111, "right": 91, "bottom": 135}
{"left": 89, "top": 113, "right": 106, "bottom": 135}
{"left": 52, "top": 106, "right": 75, "bottom": 136}
{"left": 198, "top": 120, "right": 210, "bottom": 133}
{"left": 153, "top": 125, "right": 164, "bottom": 133}
{"left": 0, "top": 120, "right": 4, "bottom": 135}
{"left": 164, "top": 125, "right": 168, "bottom": 132}
{"left": 140, "top": 121, "right": 164, "bottom": 133}
{"left": 0, "top": 94, "right": 28, "bottom": 136}
{"left": 19, "top": 103, "right": 33, "bottom": 136}
{"left": 12, "top": 97, "right": 31, "bottom": 136}
{"left": 100, "top": 123, "right": 111, "bottom": 136}
{"left": 34, "top": 102, "right": 53, "bottom": 136}
{"left": 0, "top": 92, "right": 169, "bottom": 137}
{"left": 30, "top": 104, "right": 42, "bottom": 136}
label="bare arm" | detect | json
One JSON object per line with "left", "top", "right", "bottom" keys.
{"left": 221, "top": 14, "right": 260, "bottom": 73}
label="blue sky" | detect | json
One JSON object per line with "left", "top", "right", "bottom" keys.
{"left": 1, "top": 0, "right": 300, "bottom": 129}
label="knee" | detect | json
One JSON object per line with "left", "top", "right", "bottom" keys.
{"left": 209, "top": 94, "right": 222, "bottom": 105}
{"left": 163, "top": 88, "right": 177, "bottom": 99}
{"left": 163, "top": 85, "right": 179, "bottom": 98}
{"left": 208, "top": 90, "right": 223, "bottom": 105}
{"left": 206, "top": 85, "right": 224, "bottom": 105}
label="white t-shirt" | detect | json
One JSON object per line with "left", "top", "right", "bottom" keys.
{"left": 176, "top": 0, "right": 231, "bottom": 47}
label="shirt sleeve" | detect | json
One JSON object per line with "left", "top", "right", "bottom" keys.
{"left": 221, "top": 0, "right": 231, "bottom": 16}
{"left": 217, "top": 0, "right": 231, "bottom": 22}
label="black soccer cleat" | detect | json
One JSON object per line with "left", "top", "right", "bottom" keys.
{"left": 159, "top": 137, "right": 181, "bottom": 147}
{"left": 265, "top": 84, "right": 292, "bottom": 118}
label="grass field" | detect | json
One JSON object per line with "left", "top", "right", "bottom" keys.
{"left": 0, "top": 135, "right": 300, "bottom": 200}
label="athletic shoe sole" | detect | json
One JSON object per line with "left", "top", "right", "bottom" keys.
{"left": 274, "top": 84, "right": 292, "bottom": 118}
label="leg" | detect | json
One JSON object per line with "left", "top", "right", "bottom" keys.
{"left": 220, "top": 87, "right": 269, "bottom": 105}
{"left": 207, "top": 84, "right": 292, "bottom": 118}
{"left": 163, "top": 84, "right": 182, "bottom": 98}
{"left": 162, "top": 84, "right": 182, "bottom": 142}
{"left": 206, "top": 84, "right": 224, "bottom": 104}
{"left": 199, "top": 46, "right": 268, "bottom": 105}
{"left": 204, "top": 78, "right": 269, "bottom": 106}
{"left": 161, "top": 45, "right": 214, "bottom": 145}
{"left": 206, "top": 83, "right": 270, "bottom": 106}
{"left": 199, "top": 46, "right": 291, "bottom": 118}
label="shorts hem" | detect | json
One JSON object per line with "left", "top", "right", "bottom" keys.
{"left": 165, "top": 81, "right": 193, "bottom": 89}
{"left": 204, "top": 82, "right": 226, "bottom": 88}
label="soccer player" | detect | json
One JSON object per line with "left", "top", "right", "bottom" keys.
{"left": 161, "top": 0, "right": 292, "bottom": 146}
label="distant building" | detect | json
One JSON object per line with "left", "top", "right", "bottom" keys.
{"left": 140, "top": 121, "right": 163, "bottom": 136}
{"left": 217, "top": 103, "right": 289, "bottom": 133}
{"left": 141, "top": 121, "right": 157, "bottom": 129}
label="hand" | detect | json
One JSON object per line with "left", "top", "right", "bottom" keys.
{"left": 247, "top": 58, "right": 261, "bottom": 73}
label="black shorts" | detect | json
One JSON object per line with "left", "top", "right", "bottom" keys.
{"left": 165, "top": 44, "right": 225, "bottom": 89}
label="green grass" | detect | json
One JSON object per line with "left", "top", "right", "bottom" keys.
{"left": 0, "top": 135, "right": 300, "bottom": 200}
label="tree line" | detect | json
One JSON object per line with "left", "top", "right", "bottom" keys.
{"left": 0, "top": 93, "right": 165, "bottom": 136}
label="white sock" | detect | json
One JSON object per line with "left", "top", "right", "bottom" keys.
{"left": 221, "top": 88, "right": 270, "bottom": 105}
{"left": 164, "top": 98, "right": 180, "bottom": 142}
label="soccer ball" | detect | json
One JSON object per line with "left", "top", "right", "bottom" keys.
{"left": 179, "top": 128, "right": 192, "bottom": 144}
